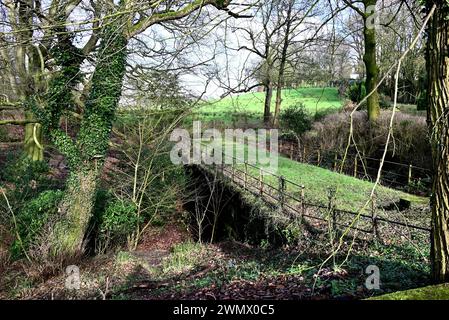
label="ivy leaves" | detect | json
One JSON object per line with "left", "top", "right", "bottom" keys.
{"left": 77, "top": 26, "right": 127, "bottom": 164}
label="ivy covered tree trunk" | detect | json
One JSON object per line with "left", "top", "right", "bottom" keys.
{"left": 51, "top": 169, "right": 98, "bottom": 256}
{"left": 363, "top": 0, "right": 380, "bottom": 121}
{"left": 29, "top": 0, "right": 233, "bottom": 260}
{"left": 426, "top": 1, "right": 449, "bottom": 283}
{"left": 46, "top": 27, "right": 127, "bottom": 258}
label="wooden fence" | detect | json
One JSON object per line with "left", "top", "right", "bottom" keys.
{"left": 203, "top": 153, "right": 430, "bottom": 243}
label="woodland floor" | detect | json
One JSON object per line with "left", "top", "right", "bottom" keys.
{"left": 0, "top": 219, "right": 430, "bottom": 300}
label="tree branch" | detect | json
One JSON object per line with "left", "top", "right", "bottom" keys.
{"left": 128, "top": 0, "right": 231, "bottom": 39}
{"left": 0, "top": 119, "right": 37, "bottom": 125}
{"left": 342, "top": 0, "right": 365, "bottom": 17}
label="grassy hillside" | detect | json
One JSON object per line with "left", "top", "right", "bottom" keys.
{"left": 196, "top": 87, "right": 343, "bottom": 123}
{"left": 258, "top": 156, "right": 425, "bottom": 210}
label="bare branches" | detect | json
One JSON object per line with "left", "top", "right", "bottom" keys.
{"left": 221, "top": 7, "right": 253, "bottom": 19}
{"left": 342, "top": 0, "right": 365, "bottom": 17}
{"left": 219, "top": 82, "right": 263, "bottom": 99}
{"left": 128, "top": 0, "right": 232, "bottom": 38}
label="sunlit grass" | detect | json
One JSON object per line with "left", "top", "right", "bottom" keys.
{"left": 195, "top": 87, "right": 343, "bottom": 123}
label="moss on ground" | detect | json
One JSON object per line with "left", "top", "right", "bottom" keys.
{"left": 369, "top": 283, "right": 449, "bottom": 300}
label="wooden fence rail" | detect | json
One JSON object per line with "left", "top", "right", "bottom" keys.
{"left": 203, "top": 153, "right": 431, "bottom": 239}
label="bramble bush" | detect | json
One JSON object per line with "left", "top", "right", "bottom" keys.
{"left": 303, "top": 110, "right": 431, "bottom": 171}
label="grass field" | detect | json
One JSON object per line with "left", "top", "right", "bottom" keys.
{"left": 196, "top": 87, "right": 343, "bottom": 123}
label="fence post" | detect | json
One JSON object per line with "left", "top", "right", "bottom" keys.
{"left": 354, "top": 156, "right": 358, "bottom": 177}
{"left": 290, "top": 144, "right": 294, "bottom": 160}
{"left": 221, "top": 151, "right": 225, "bottom": 176}
{"left": 371, "top": 194, "right": 380, "bottom": 241}
{"left": 300, "top": 185, "right": 305, "bottom": 218}
{"left": 408, "top": 164, "right": 413, "bottom": 186}
{"left": 333, "top": 152, "right": 338, "bottom": 172}
{"left": 317, "top": 149, "right": 321, "bottom": 165}
{"left": 231, "top": 163, "right": 235, "bottom": 181}
{"left": 332, "top": 207, "right": 336, "bottom": 231}
{"left": 327, "top": 187, "right": 337, "bottom": 229}
{"left": 244, "top": 161, "right": 248, "bottom": 188}
{"left": 327, "top": 187, "right": 337, "bottom": 267}
{"left": 259, "top": 168, "right": 264, "bottom": 196}
{"left": 278, "top": 176, "right": 285, "bottom": 211}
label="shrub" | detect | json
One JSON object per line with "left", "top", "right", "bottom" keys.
{"left": 314, "top": 107, "right": 338, "bottom": 122}
{"left": 306, "top": 110, "right": 431, "bottom": 170}
{"left": 379, "top": 93, "right": 392, "bottom": 109}
{"left": 110, "top": 109, "right": 189, "bottom": 241}
{"left": 10, "top": 190, "right": 64, "bottom": 259}
{"left": 1, "top": 156, "right": 53, "bottom": 208}
{"left": 346, "top": 81, "right": 366, "bottom": 103}
{"left": 97, "top": 199, "right": 140, "bottom": 251}
{"left": 279, "top": 103, "right": 312, "bottom": 135}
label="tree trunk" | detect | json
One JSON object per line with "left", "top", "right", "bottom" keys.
{"left": 273, "top": 2, "right": 293, "bottom": 128}
{"left": 273, "top": 78, "right": 284, "bottom": 127}
{"left": 50, "top": 168, "right": 98, "bottom": 257}
{"left": 263, "top": 80, "right": 273, "bottom": 125}
{"left": 363, "top": 0, "right": 380, "bottom": 121}
{"left": 48, "top": 26, "right": 127, "bottom": 259}
{"left": 427, "top": 2, "right": 449, "bottom": 283}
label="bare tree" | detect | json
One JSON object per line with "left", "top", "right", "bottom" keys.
{"left": 226, "top": 0, "right": 285, "bottom": 125}
{"left": 272, "top": 0, "right": 320, "bottom": 126}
